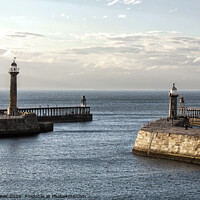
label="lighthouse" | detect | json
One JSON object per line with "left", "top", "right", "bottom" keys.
{"left": 178, "top": 97, "right": 185, "bottom": 117}
{"left": 81, "top": 95, "right": 87, "bottom": 107}
{"left": 168, "top": 83, "right": 179, "bottom": 119}
{"left": 7, "top": 58, "right": 19, "bottom": 116}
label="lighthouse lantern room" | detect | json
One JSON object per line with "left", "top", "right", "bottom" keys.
{"left": 168, "top": 83, "right": 179, "bottom": 119}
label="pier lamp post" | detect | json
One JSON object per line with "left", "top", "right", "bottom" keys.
{"left": 168, "top": 83, "right": 179, "bottom": 120}
{"left": 81, "top": 96, "right": 87, "bottom": 107}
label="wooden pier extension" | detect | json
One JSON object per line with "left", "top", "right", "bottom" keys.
{"left": 0, "top": 106, "right": 92, "bottom": 123}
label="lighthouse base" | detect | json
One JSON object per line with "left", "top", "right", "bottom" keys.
{"left": 7, "top": 107, "right": 19, "bottom": 116}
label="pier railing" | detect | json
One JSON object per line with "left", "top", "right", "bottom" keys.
{"left": 178, "top": 107, "right": 200, "bottom": 119}
{"left": 0, "top": 106, "right": 91, "bottom": 117}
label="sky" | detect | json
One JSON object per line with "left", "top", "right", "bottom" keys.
{"left": 0, "top": 0, "right": 200, "bottom": 90}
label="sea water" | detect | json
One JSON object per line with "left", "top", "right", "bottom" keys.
{"left": 0, "top": 90, "right": 200, "bottom": 200}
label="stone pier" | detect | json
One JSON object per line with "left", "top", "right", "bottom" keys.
{"left": 132, "top": 118, "right": 200, "bottom": 164}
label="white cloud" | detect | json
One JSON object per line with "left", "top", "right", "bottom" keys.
{"left": 118, "top": 14, "right": 126, "bottom": 18}
{"left": 193, "top": 57, "right": 200, "bottom": 63}
{"left": 168, "top": 8, "right": 178, "bottom": 13}
{"left": 3, "top": 50, "right": 11, "bottom": 57}
{"left": 108, "top": 0, "right": 119, "bottom": 6}
{"left": 123, "top": 0, "right": 141, "bottom": 5}
{"left": 1, "top": 29, "right": 200, "bottom": 89}
{"left": 146, "top": 65, "right": 158, "bottom": 70}
{"left": 103, "top": 16, "right": 108, "bottom": 19}
{"left": 108, "top": 0, "right": 141, "bottom": 6}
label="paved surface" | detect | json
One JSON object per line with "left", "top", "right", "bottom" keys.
{"left": 142, "top": 118, "right": 200, "bottom": 136}
{"left": 0, "top": 114, "right": 23, "bottom": 119}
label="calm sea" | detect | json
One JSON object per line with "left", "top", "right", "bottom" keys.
{"left": 0, "top": 90, "right": 200, "bottom": 200}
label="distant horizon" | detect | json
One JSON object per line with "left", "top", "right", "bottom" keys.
{"left": 1, "top": 88, "right": 200, "bottom": 92}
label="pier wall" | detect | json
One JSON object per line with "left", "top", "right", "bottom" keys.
{"left": 132, "top": 130, "right": 200, "bottom": 164}
{"left": 39, "top": 122, "right": 54, "bottom": 133}
{"left": 37, "top": 114, "right": 92, "bottom": 123}
{"left": 0, "top": 114, "right": 41, "bottom": 137}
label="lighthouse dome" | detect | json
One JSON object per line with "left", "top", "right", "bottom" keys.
{"left": 11, "top": 61, "right": 17, "bottom": 67}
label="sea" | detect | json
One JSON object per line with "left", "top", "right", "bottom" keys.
{"left": 0, "top": 90, "right": 200, "bottom": 200}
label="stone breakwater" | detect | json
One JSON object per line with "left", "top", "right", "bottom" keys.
{"left": 132, "top": 118, "right": 200, "bottom": 164}
{"left": 0, "top": 113, "right": 53, "bottom": 137}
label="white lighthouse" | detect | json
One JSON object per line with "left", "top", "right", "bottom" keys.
{"left": 7, "top": 57, "right": 19, "bottom": 116}
{"left": 168, "top": 83, "right": 179, "bottom": 119}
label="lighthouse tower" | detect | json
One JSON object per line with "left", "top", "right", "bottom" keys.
{"left": 7, "top": 58, "right": 19, "bottom": 116}
{"left": 168, "top": 83, "right": 179, "bottom": 119}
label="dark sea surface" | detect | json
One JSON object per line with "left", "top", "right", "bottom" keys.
{"left": 0, "top": 90, "right": 200, "bottom": 200}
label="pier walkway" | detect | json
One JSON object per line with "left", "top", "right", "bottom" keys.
{"left": 0, "top": 106, "right": 92, "bottom": 123}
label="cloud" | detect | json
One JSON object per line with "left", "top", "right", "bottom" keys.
{"left": 108, "top": 0, "right": 141, "bottom": 6}
{"left": 123, "top": 0, "right": 141, "bottom": 5}
{"left": 1, "top": 30, "right": 200, "bottom": 89}
{"left": 65, "top": 32, "right": 200, "bottom": 72}
{"left": 7, "top": 32, "right": 45, "bottom": 38}
{"left": 63, "top": 46, "right": 140, "bottom": 55}
{"left": 0, "top": 49, "right": 7, "bottom": 55}
{"left": 146, "top": 65, "right": 158, "bottom": 70}
{"left": 108, "top": 0, "right": 119, "bottom": 6}
{"left": 40, "top": 32, "right": 198, "bottom": 75}
{"left": 168, "top": 8, "right": 178, "bottom": 13}
{"left": 147, "top": 30, "right": 181, "bottom": 36}
{"left": 193, "top": 57, "right": 200, "bottom": 63}
{"left": 60, "top": 13, "right": 69, "bottom": 19}
{"left": 118, "top": 14, "right": 126, "bottom": 18}
{"left": 3, "top": 50, "right": 11, "bottom": 57}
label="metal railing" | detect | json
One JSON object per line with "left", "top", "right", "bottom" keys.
{"left": 20, "top": 106, "right": 90, "bottom": 117}
{"left": 178, "top": 107, "right": 200, "bottom": 119}
{"left": 0, "top": 106, "right": 91, "bottom": 118}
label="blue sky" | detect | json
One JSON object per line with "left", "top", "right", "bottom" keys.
{"left": 0, "top": 0, "right": 200, "bottom": 89}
